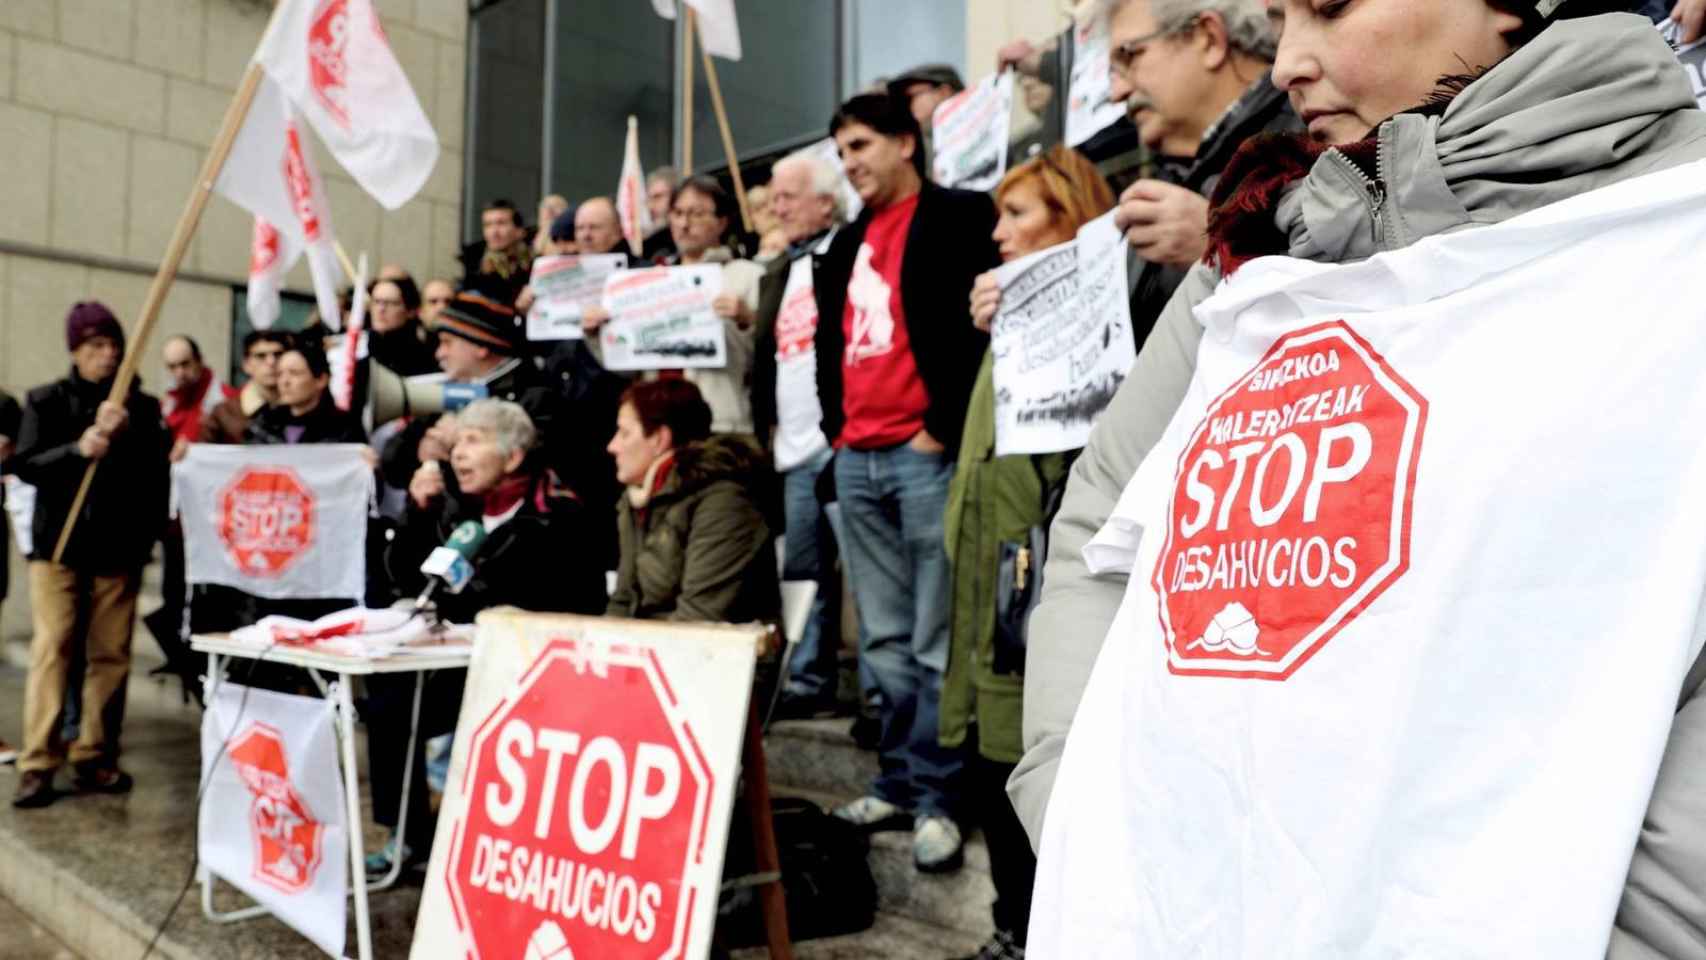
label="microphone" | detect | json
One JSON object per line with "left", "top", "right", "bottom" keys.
{"left": 414, "top": 520, "right": 488, "bottom": 615}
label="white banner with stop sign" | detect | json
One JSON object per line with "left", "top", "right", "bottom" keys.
{"left": 173, "top": 444, "right": 373, "bottom": 600}
{"left": 200, "top": 682, "right": 347, "bottom": 958}
{"left": 411, "top": 610, "right": 762, "bottom": 960}
{"left": 1032, "top": 160, "right": 1706, "bottom": 957}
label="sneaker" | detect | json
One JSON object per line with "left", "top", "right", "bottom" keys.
{"left": 12, "top": 770, "right": 56, "bottom": 809}
{"left": 71, "top": 763, "right": 133, "bottom": 795}
{"left": 913, "top": 815, "right": 964, "bottom": 873}
{"left": 0, "top": 739, "right": 17, "bottom": 766}
{"left": 953, "top": 929, "right": 1025, "bottom": 960}
{"left": 365, "top": 834, "right": 415, "bottom": 880}
{"left": 831, "top": 795, "right": 911, "bottom": 832}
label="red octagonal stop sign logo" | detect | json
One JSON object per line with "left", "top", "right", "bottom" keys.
{"left": 218, "top": 466, "right": 316, "bottom": 578}
{"left": 445, "top": 639, "right": 714, "bottom": 960}
{"left": 1153, "top": 321, "right": 1427, "bottom": 680}
{"left": 227, "top": 723, "right": 327, "bottom": 894}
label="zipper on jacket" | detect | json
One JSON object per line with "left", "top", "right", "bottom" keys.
{"left": 1331, "top": 149, "right": 1388, "bottom": 252}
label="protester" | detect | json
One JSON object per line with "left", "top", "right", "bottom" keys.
{"left": 532, "top": 193, "right": 569, "bottom": 257}
{"left": 199, "top": 330, "right": 287, "bottom": 445}
{"left": 605, "top": 380, "right": 778, "bottom": 624}
{"left": 545, "top": 206, "right": 578, "bottom": 255}
{"left": 887, "top": 63, "right": 965, "bottom": 133}
{"left": 573, "top": 196, "right": 639, "bottom": 262}
{"left": 10, "top": 302, "right": 170, "bottom": 808}
{"left": 0, "top": 389, "right": 19, "bottom": 767}
{"left": 585, "top": 177, "right": 763, "bottom": 436}
{"left": 160, "top": 335, "right": 235, "bottom": 459}
{"left": 814, "top": 91, "right": 1000, "bottom": 871}
{"left": 244, "top": 341, "right": 368, "bottom": 446}
{"left": 1022, "top": 3, "right": 1706, "bottom": 954}
{"left": 642, "top": 165, "right": 681, "bottom": 261}
{"left": 420, "top": 278, "right": 455, "bottom": 330}
{"left": 368, "top": 277, "right": 441, "bottom": 376}
{"left": 942, "top": 145, "right": 1114, "bottom": 960}
{"left": 368, "top": 398, "right": 608, "bottom": 875}
{"left": 464, "top": 198, "right": 533, "bottom": 307}
{"left": 749, "top": 149, "right": 848, "bottom": 717}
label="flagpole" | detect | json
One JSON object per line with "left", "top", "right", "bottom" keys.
{"left": 698, "top": 34, "right": 754, "bottom": 234}
{"left": 682, "top": 6, "right": 696, "bottom": 173}
{"left": 51, "top": 61, "right": 269, "bottom": 564}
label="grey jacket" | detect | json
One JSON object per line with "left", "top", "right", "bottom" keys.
{"left": 1014, "top": 15, "right": 1706, "bottom": 956}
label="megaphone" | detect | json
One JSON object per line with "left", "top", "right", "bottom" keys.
{"left": 369, "top": 363, "right": 490, "bottom": 425}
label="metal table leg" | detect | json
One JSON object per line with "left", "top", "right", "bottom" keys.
{"left": 335, "top": 678, "right": 374, "bottom": 960}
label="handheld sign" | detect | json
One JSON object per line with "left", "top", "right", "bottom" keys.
{"left": 527, "top": 254, "right": 629, "bottom": 341}
{"left": 599, "top": 266, "right": 729, "bottom": 371}
{"left": 410, "top": 610, "right": 763, "bottom": 960}
{"left": 931, "top": 71, "right": 1014, "bottom": 191}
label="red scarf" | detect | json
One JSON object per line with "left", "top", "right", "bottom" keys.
{"left": 481, "top": 474, "right": 531, "bottom": 522}
{"left": 1204, "top": 134, "right": 1379, "bottom": 277}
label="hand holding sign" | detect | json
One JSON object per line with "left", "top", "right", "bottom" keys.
{"left": 1116, "top": 179, "right": 1210, "bottom": 268}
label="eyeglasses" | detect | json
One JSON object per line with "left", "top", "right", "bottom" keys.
{"left": 1109, "top": 18, "right": 1197, "bottom": 75}
{"left": 669, "top": 208, "right": 720, "bottom": 224}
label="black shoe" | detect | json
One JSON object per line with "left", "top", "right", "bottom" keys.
{"left": 849, "top": 712, "right": 881, "bottom": 751}
{"left": 773, "top": 692, "right": 837, "bottom": 722}
{"left": 12, "top": 770, "right": 56, "bottom": 808}
{"left": 71, "top": 763, "right": 134, "bottom": 795}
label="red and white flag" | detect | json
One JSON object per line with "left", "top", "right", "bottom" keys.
{"left": 616, "top": 116, "right": 653, "bottom": 256}
{"left": 651, "top": 0, "right": 742, "bottom": 60}
{"left": 216, "top": 76, "right": 345, "bottom": 328}
{"left": 255, "top": 0, "right": 438, "bottom": 210}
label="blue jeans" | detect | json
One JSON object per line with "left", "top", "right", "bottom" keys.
{"left": 834, "top": 444, "right": 964, "bottom": 819}
{"left": 782, "top": 448, "right": 840, "bottom": 699}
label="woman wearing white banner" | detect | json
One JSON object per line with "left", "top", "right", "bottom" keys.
{"left": 1023, "top": 2, "right": 1706, "bottom": 957}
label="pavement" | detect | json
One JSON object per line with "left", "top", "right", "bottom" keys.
{"left": 0, "top": 894, "right": 79, "bottom": 960}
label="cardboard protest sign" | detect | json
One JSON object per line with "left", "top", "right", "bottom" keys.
{"left": 527, "top": 254, "right": 629, "bottom": 341}
{"left": 1032, "top": 160, "right": 1706, "bottom": 958}
{"left": 174, "top": 444, "right": 373, "bottom": 600}
{"left": 1659, "top": 19, "right": 1706, "bottom": 108}
{"left": 1066, "top": 9, "right": 1126, "bottom": 147}
{"left": 200, "top": 683, "right": 347, "bottom": 958}
{"left": 932, "top": 72, "right": 1015, "bottom": 191}
{"left": 990, "top": 212, "right": 1132, "bottom": 456}
{"left": 411, "top": 610, "right": 762, "bottom": 960}
{"left": 599, "top": 266, "right": 728, "bottom": 371}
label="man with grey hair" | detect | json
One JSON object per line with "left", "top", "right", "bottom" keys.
{"left": 1008, "top": 0, "right": 1298, "bottom": 851}
{"left": 642, "top": 166, "right": 681, "bottom": 261}
{"left": 751, "top": 148, "right": 852, "bottom": 717}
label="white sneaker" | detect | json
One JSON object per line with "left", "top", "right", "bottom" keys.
{"left": 913, "top": 815, "right": 963, "bottom": 873}
{"left": 831, "top": 795, "right": 910, "bottom": 831}
{"left": 0, "top": 740, "right": 16, "bottom": 766}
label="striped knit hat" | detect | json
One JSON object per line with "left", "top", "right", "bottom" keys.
{"left": 433, "top": 291, "right": 522, "bottom": 355}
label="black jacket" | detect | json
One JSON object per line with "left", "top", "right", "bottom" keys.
{"left": 379, "top": 358, "right": 559, "bottom": 488}
{"left": 370, "top": 322, "right": 441, "bottom": 377}
{"left": 385, "top": 470, "right": 607, "bottom": 624}
{"left": 245, "top": 393, "right": 368, "bottom": 445}
{"left": 749, "top": 252, "right": 796, "bottom": 453}
{"left": 813, "top": 183, "right": 1001, "bottom": 454}
{"left": 12, "top": 370, "right": 171, "bottom": 574}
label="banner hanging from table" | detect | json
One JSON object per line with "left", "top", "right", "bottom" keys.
{"left": 410, "top": 610, "right": 762, "bottom": 960}
{"left": 598, "top": 265, "right": 728, "bottom": 371}
{"left": 200, "top": 682, "right": 347, "bottom": 958}
{"left": 174, "top": 444, "right": 373, "bottom": 600}
{"left": 932, "top": 71, "right": 1015, "bottom": 192}
{"left": 991, "top": 211, "right": 1132, "bottom": 455}
{"left": 527, "top": 254, "right": 629, "bottom": 341}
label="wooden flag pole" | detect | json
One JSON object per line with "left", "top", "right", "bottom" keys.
{"left": 698, "top": 35, "right": 754, "bottom": 233}
{"left": 682, "top": 7, "right": 696, "bottom": 173}
{"left": 51, "top": 62, "right": 268, "bottom": 564}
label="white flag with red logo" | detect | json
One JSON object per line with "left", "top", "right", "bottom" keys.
{"left": 215, "top": 75, "right": 344, "bottom": 328}
{"left": 616, "top": 116, "right": 653, "bottom": 256}
{"left": 650, "top": 0, "right": 741, "bottom": 60}
{"left": 246, "top": 217, "right": 295, "bottom": 330}
{"left": 1031, "top": 161, "right": 1706, "bottom": 957}
{"left": 255, "top": 0, "right": 439, "bottom": 209}
{"left": 200, "top": 682, "right": 346, "bottom": 958}
{"left": 173, "top": 444, "right": 373, "bottom": 600}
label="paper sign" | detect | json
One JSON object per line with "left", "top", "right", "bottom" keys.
{"left": 410, "top": 610, "right": 762, "bottom": 960}
{"left": 599, "top": 265, "right": 728, "bottom": 371}
{"left": 932, "top": 72, "right": 1015, "bottom": 191}
{"left": 1066, "top": 9, "right": 1128, "bottom": 147}
{"left": 1659, "top": 19, "right": 1706, "bottom": 108}
{"left": 991, "top": 212, "right": 1132, "bottom": 456}
{"left": 527, "top": 254, "right": 629, "bottom": 341}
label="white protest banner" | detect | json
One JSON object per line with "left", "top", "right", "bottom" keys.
{"left": 991, "top": 211, "right": 1131, "bottom": 456}
{"left": 256, "top": 0, "right": 439, "bottom": 209}
{"left": 1659, "top": 19, "right": 1706, "bottom": 108}
{"left": 650, "top": 0, "right": 743, "bottom": 61}
{"left": 617, "top": 116, "right": 654, "bottom": 255}
{"left": 806, "top": 137, "right": 862, "bottom": 223}
{"left": 1031, "top": 160, "right": 1706, "bottom": 958}
{"left": 599, "top": 265, "right": 728, "bottom": 371}
{"left": 200, "top": 682, "right": 347, "bottom": 958}
{"left": 410, "top": 610, "right": 762, "bottom": 960}
{"left": 931, "top": 71, "right": 1015, "bottom": 192}
{"left": 1066, "top": 8, "right": 1127, "bottom": 147}
{"left": 526, "top": 254, "right": 629, "bottom": 342}
{"left": 247, "top": 217, "right": 292, "bottom": 330}
{"left": 3, "top": 476, "right": 35, "bottom": 557}
{"left": 174, "top": 444, "right": 373, "bottom": 600}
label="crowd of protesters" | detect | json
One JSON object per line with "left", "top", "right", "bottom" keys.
{"left": 4, "top": 1, "right": 1706, "bottom": 958}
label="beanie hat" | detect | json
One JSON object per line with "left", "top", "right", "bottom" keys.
{"left": 65, "top": 301, "right": 124, "bottom": 352}
{"left": 433, "top": 291, "right": 522, "bottom": 355}
{"left": 549, "top": 207, "right": 578, "bottom": 244}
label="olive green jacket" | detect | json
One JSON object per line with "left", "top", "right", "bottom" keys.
{"left": 941, "top": 352, "right": 1070, "bottom": 764}
{"left": 608, "top": 435, "right": 780, "bottom": 625}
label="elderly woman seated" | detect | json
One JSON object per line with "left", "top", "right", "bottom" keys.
{"left": 365, "top": 398, "right": 606, "bottom": 876}
{"left": 606, "top": 380, "right": 780, "bottom": 625}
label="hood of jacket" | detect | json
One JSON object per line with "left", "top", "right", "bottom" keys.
{"left": 1273, "top": 14, "right": 1706, "bottom": 266}
{"left": 654, "top": 434, "right": 768, "bottom": 504}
